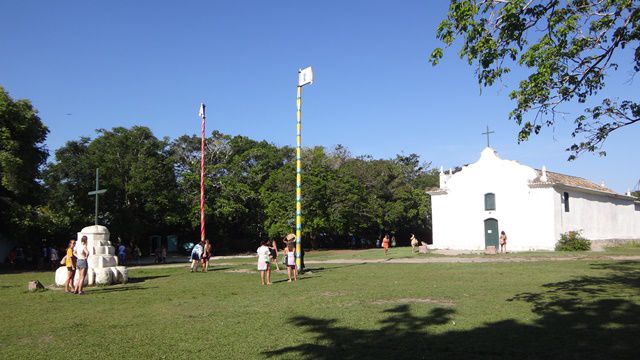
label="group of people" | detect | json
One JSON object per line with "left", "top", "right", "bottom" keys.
{"left": 39, "top": 243, "right": 60, "bottom": 270}
{"left": 256, "top": 234, "right": 299, "bottom": 285}
{"left": 190, "top": 239, "right": 213, "bottom": 272}
{"left": 61, "top": 236, "right": 89, "bottom": 295}
{"left": 7, "top": 244, "right": 61, "bottom": 269}
{"left": 114, "top": 242, "right": 142, "bottom": 266}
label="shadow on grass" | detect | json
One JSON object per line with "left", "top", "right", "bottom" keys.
{"left": 304, "top": 263, "right": 363, "bottom": 274}
{"left": 265, "top": 261, "right": 640, "bottom": 359}
{"left": 205, "top": 266, "right": 232, "bottom": 272}
{"left": 127, "top": 275, "right": 170, "bottom": 284}
{"left": 272, "top": 276, "right": 316, "bottom": 284}
{"left": 88, "top": 285, "right": 153, "bottom": 294}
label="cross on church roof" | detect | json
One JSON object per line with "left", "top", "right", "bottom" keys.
{"left": 482, "top": 126, "right": 495, "bottom": 148}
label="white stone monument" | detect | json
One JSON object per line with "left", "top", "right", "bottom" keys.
{"left": 55, "top": 225, "right": 127, "bottom": 286}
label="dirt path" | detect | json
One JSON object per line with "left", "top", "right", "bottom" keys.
{"left": 127, "top": 262, "right": 237, "bottom": 270}
{"left": 127, "top": 255, "right": 640, "bottom": 270}
{"left": 306, "top": 255, "right": 640, "bottom": 264}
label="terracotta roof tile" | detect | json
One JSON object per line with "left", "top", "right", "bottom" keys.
{"left": 532, "top": 170, "right": 617, "bottom": 195}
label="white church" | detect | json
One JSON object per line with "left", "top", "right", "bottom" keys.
{"left": 427, "top": 147, "right": 640, "bottom": 251}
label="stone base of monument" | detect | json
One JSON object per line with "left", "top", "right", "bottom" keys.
{"left": 55, "top": 225, "right": 128, "bottom": 287}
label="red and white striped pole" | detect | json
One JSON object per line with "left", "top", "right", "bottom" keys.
{"left": 199, "top": 103, "right": 206, "bottom": 242}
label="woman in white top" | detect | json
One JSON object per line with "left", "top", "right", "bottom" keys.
{"left": 74, "top": 236, "right": 89, "bottom": 294}
{"left": 257, "top": 240, "right": 272, "bottom": 285}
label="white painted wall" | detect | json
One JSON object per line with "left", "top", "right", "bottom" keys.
{"left": 554, "top": 188, "right": 640, "bottom": 241}
{"left": 430, "top": 148, "right": 557, "bottom": 251}
{"left": 430, "top": 147, "right": 640, "bottom": 251}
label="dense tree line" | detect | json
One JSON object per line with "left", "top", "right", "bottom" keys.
{"left": 1, "top": 87, "right": 438, "bottom": 253}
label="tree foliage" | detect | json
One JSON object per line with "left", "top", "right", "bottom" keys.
{"left": 45, "top": 127, "right": 182, "bottom": 243}
{"left": 0, "top": 87, "right": 49, "bottom": 241}
{"left": 430, "top": 0, "right": 639, "bottom": 159}
{"left": 1, "top": 85, "right": 437, "bottom": 252}
{"left": 171, "top": 135, "right": 438, "bottom": 251}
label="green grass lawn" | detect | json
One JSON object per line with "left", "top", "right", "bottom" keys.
{"left": 296, "top": 247, "right": 443, "bottom": 261}
{"left": 210, "top": 244, "right": 640, "bottom": 265}
{"left": 1, "top": 255, "right": 639, "bottom": 359}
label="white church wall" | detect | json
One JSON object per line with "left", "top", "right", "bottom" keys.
{"left": 554, "top": 188, "right": 640, "bottom": 241}
{"left": 523, "top": 187, "right": 557, "bottom": 250}
{"left": 431, "top": 148, "right": 557, "bottom": 251}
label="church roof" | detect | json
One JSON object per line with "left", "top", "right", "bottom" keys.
{"left": 532, "top": 169, "right": 617, "bottom": 195}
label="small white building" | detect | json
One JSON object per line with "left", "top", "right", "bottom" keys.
{"left": 427, "top": 147, "right": 640, "bottom": 251}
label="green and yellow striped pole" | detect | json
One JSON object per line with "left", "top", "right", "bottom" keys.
{"left": 295, "top": 66, "right": 313, "bottom": 272}
{"left": 295, "top": 84, "right": 303, "bottom": 271}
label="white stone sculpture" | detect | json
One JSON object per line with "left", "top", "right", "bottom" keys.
{"left": 55, "top": 225, "right": 128, "bottom": 286}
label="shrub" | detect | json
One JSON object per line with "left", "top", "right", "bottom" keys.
{"left": 555, "top": 231, "right": 591, "bottom": 251}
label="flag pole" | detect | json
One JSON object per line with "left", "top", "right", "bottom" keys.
{"left": 199, "top": 103, "right": 206, "bottom": 242}
{"left": 295, "top": 85, "right": 303, "bottom": 271}
{"left": 295, "top": 66, "right": 313, "bottom": 272}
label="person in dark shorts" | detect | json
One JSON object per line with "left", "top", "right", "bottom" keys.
{"left": 202, "top": 239, "right": 212, "bottom": 272}
{"left": 63, "top": 239, "right": 76, "bottom": 293}
{"left": 269, "top": 239, "right": 280, "bottom": 272}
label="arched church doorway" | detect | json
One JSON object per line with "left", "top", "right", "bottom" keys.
{"left": 484, "top": 218, "right": 499, "bottom": 249}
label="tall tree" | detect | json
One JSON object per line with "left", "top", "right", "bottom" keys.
{"left": 171, "top": 132, "right": 292, "bottom": 251}
{"left": 0, "top": 87, "right": 49, "bottom": 241}
{"left": 45, "top": 126, "right": 182, "bottom": 244}
{"left": 430, "top": 0, "right": 639, "bottom": 159}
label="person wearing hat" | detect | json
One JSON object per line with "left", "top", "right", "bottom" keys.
{"left": 282, "top": 234, "right": 304, "bottom": 272}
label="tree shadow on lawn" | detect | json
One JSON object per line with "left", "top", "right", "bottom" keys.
{"left": 265, "top": 261, "right": 640, "bottom": 359}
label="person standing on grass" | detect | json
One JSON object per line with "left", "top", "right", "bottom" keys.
{"left": 49, "top": 246, "right": 59, "bottom": 270}
{"left": 499, "top": 231, "right": 508, "bottom": 254}
{"left": 270, "top": 239, "right": 280, "bottom": 272}
{"left": 63, "top": 240, "right": 76, "bottom": 293}
{"left": 117, "top": 242, "right": 126, "bottom": 266}
{"left": 257, "top": 240, "right": 272, "bottom": 285}
{"left": 202, "top": 239, "right": 212, "bottom": 272}
{"left": 382, "top": 234, "right": 390, "bottom": 256}
{"left": 190, "top": 240, "right": 203, "bottom": 272}
{"left": 74, "top": 236, "right": 89, "bottom": 295}
{"left": 410, "top": 234, "right": 419, "bottom": 253}
{"left": 284, "top": 241, "right": 297, "bottom": 282}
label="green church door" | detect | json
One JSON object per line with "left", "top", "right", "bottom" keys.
{"left": 484, "top": 218, "right": 499, "bottom": 248}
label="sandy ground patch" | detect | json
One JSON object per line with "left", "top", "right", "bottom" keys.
{"left": 224, "top": 269, "right": 256, "bottom": 274}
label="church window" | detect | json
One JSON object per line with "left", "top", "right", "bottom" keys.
{"left": 484, "top": 193, "right": 496, "bottom": 211}
{"left": 563, "top": 192, "right": 570, "bottom": 212}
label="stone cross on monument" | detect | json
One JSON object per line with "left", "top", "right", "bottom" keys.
{"left": 88, "top": 168, "right": 107, "bottom": 225}
{"left": 482, "top": 125, "right": 495, "bottom": 148}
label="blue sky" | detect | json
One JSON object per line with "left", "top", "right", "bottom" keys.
{"left": 1, "top": 0, "right": 637, "bottom": 193}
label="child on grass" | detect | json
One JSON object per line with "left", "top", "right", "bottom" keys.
{"left": 257, "top": 240, "right": 271, "bottom": 285}
{"left": 284, "top": 241, "right": 297, "bottom": 282}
